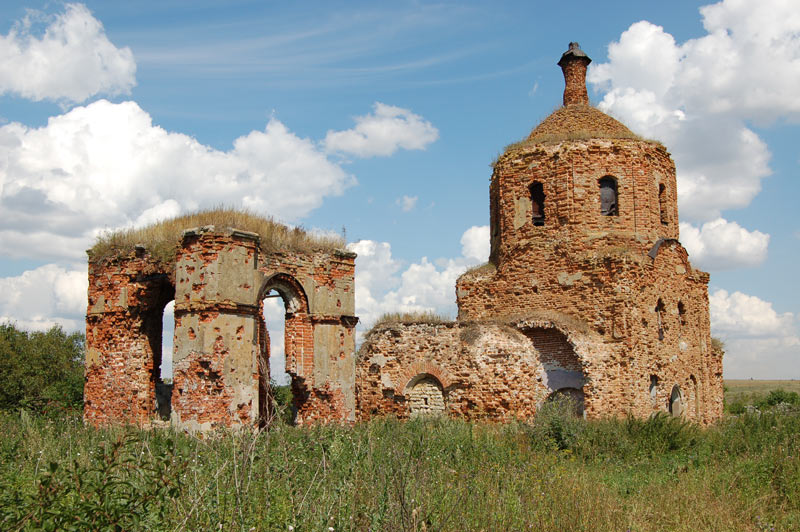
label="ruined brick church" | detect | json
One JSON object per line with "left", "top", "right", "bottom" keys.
{"left": 84, "top": 43, "right": 723, "bottom": 430}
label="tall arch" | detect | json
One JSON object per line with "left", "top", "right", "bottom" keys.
{"left": 260, "top": 273, "right": 312, "bottom": 425}
{"left": 404, "top": 374, "right": 446, "bottom": 416}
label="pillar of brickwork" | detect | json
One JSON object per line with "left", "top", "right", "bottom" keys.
{"left": 84, "top": 252, "right": 173, "bottom": 426}
{"left": 171, "top": 228, "right": 263, "bottom": 432}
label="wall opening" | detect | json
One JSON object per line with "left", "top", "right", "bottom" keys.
{"left": 530, "top": 181, "right": 545, "bottom": 226}
{"left": 649, "top": 375, "right": 659, "bottom": 406}
{"left": 261, "top": 274, "right": 310, "bottom": 426}
{"left": 405, "top": 374, "right": 446, "bottom": 416}
{"left": 669, "top": 385, "right": 684, "bottom": 417}
{"left": 139, "top": 280, "right": 174, "bottom": 421}
{"left": 655, "top": 298, "right": 666, "bottom": 341}
{"left": 525, "top": 327, "right": 586, "bottom": 415}
{"left": 678, "top": 301, "right": 686, "bottom": 327}
{"left": 599, "top": 176, "right": 618, "bottom": 216}
{"left": 659, "top": 184, "right": 668, "bottom": 225}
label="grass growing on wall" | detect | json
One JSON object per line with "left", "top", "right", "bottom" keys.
{"left": 1, "top": 403, "right": 798, "bottom": 531}
{"left": 88, "top": 207, "right": 346, "bottom": 264}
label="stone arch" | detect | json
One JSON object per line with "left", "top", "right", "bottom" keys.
{"left": 404, "top": 374, "right": 446, "bottom": 416}
{"left": 260, "top": 272, "right": 312, "bottom": 425}
{"left": 396, "top": 361, "right": 453, "bottom": 395}
{"left": 260, "top": 273, "right": 309, "bottom": 314}
{"left": 523, "top": 326, "right": 586, "bottom": 410}
{"left": 669, "top": 385, "right": 684, "bottom": 417}
{"left": 139, "top": 278, "right": 175, "bottom": 420}
{"left": 599, "top": 176, "right": 618, "bottom": 216}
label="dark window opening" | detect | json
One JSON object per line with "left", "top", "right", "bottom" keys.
{"left": 678, "top": 301, "right": 686, "bottom": 326}
{"left": 655, "top": 298, "right": 666, "bottom": 341}
{"left": 530, "top": 182, "right": 545, "bottom": 226}
{"left": 659, "top": 184, "right": 669, "bottom": 225}
{"left": 599, "top": 177, "right": 618, "bottom": 216}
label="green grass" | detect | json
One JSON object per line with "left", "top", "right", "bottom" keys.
{"left": 1, "top": 403, "right": 798, "bottom": 531}
{"left": 88, "top": 207, "right": 346, "bottom": 264}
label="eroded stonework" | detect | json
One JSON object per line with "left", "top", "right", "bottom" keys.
{"left": 85, "top": 227, "right": 358, "bottom": 431}
{"left": 355, "top": 42, "right": 723, "bottom": 424}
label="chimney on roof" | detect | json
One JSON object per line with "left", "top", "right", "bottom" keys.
{"left": 558, "top": 42, "right": 591, "bottom": 106}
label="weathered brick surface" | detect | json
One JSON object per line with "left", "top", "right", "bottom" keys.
{"left": 85, "top": 228, "right": 358, "bottom": 430}
{"left": 356, "top": 42, "right": 722, "bottom": 425}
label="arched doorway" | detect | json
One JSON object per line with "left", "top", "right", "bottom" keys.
{"left": 525, "top": 327, "right": 586, "bottom": 415}
{"left": 405, "top": 374, "right": 446, "bottom": 417}
{"left": 259, "top": 274, "right": 311, "bottom": 425}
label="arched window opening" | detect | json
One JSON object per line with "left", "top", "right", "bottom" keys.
{"left": 655, "top": 298, "right": 666, "bottom": 341}
{"left": 405, "top": 374, "right": 446, "bottom": 416}
{"left": 599, "top": 176, "right": 618, "bottom": 216}
{"left": 263, "top": 289, "right": 295, "bottom": 425}
{"left": 530, "top": 181, "right": 545, "bottom": 226}
{"left": 659, "top": 184, "right": 668, "bottom": 225}
{"left": 649, "top": 375, "right": 659, "bottom": 405}
{"left": 678, "top": 301, "right": 686, "bottom": 327}
{"left": 669, "top": 385, "right": 684, "bottom": 417}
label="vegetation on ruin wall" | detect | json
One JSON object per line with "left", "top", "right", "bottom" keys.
{"left": 88, "top": 207, "right": 346, "bottom": 264}
{"left": 2, "top": 399, "right": 799, "bottom": 531}
{"left": 366, "top": 311, "right": 454, "bottom": 333}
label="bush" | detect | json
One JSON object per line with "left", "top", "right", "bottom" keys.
{"left": 756, "top": 389, "right": 800, "bottom": 410}
{"left": 0, "top": 324, "right": 84, "bottom": 412}
{"left": 527, "top": 395, "right": 585, "bottom": 451}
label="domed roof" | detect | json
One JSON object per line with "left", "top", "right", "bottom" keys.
{"left": 527, "top": 104, "right": 637, "bottom": 143}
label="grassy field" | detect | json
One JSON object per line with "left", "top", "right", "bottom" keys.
{"left": 0, "top": 385, "right": 797, "bottom": 531}
{"left": 725, "top": 379, "right": 800, "bottom": 403}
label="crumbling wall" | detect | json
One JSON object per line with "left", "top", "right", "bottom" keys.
{"left": 357, "top": 322, "right": 597, "bottom": 421}
{"left": 85, "top": 226, "right": 358, "bottom": 430}
{"left": 84, "top": 251, "right": 173, "bottom": 426}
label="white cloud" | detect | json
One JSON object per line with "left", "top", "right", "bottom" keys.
{"left": 710, "top": 289, "right": 795, "bottom": 339}
{"left": 348, "top": 225, "right": 487, "bottom": 330}
{"left": 396, "top": 195, "right": 418, "bottom": 212}
{"left": 460, "top": 225, "right": 489, "bottom": 263}
{"left": 588, "top": 0, "right": 800, "bottom": 225}
{"left": 680, "top": 218, "right": 769, "bottom": 270}
{"left": 324, "top": 102, "right": 438, "bottom": 157}
{"left": 710, "top": 288, "right": 800, "bottom": 378}
{"left": 0, "top": 3, "right": 136, "bottom": 103}
{"left": 0, "top": 99, "right": 355, "bottom": 261}
{"left": 0, "top": 263, "right": 87, "bottom": 331}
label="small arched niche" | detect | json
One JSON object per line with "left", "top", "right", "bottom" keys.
{"left": 669, "top": 385, "right": 684, "bottom": 417}
{"left": 655, "top": 298, "right": 666, "bottom": 341}
{"left": 599, "top": 176, "right": 618, "bottom": 216}
{"left": 405, "top": 374, "right": 446, "bottom": 417}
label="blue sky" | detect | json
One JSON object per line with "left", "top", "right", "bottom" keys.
{"left": 0, "top": 0, "right": 797, "bottom": 379}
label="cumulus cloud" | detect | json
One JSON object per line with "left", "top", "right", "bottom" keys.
{"left": 348, "top": 225, "right": 488, "bottom": 330}
{"left": 710, "top": 289, "right": 800, "bottom": 378}
{"left": 0, "top": 263, "right": 87, "bottom": 331}
{"left": 0, "top": 99, "right": 355, "bottom": 261}
{"left": 324, "top": 102, "right": 439, "bottom": 157}
{"left": 680, "top": 218, "right": 769, "bottom": 270}
{"left": 396, "top": 195, "right": 418, "bottom": 212}
{"left": 0, "top": 3, "right": 136, "bottom": 103}
{"left": 588, "top": 0, "right": 800, "bottom": 224}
